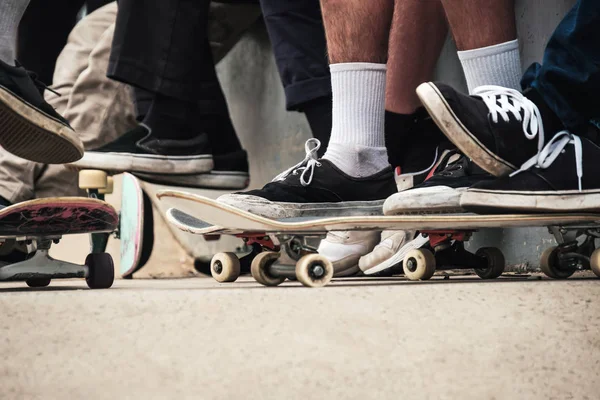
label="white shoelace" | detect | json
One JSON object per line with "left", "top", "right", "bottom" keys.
{"left": 473, "top": 85, "right": 545, "bottom": 155}
{"left": 272, "top": 138, "right": 322, "bottom": 186}
{"left": 511, "top": 130, "right": 583, "bottom": 191}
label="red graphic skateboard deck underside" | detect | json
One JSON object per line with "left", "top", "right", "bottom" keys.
{"left": 0, "top": 197, "right": 118, "bottom": 236}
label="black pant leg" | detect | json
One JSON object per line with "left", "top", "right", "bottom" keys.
{"left": 17, "top": 0, "right": 85, "bottom": 84}
{"left": 259, "top": 0, "right": 330, "bottom": 111}
{"left": 108, "top": 0, "right": 222, "bottom": 104}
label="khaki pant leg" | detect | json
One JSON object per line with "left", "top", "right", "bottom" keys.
{"left": 51, "top": 2, "right": 119, "bottom": 115}
{"left": 0, "top": 153, "right": 42, "bottom": 203}
{"left": 35, "top": 3, "right": 137, "bottom": 199}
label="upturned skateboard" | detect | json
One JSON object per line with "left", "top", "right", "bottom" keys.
{"left": 0, "top": 197, "right": 118, "bottom": 288}
{"left": 158, "top": 190, "right": 600, "bottom": 288}
{"left": 78, "top": 171, "right": 154, "bottom": 278}
{"left": 77, "top": 167, "right": 251, "bottom": 278}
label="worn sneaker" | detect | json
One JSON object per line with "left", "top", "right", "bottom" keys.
{"left": 317, "top": 231, "right": 380, "bottom": 277}
{"left": 218, "top": 139, "right": 396, "bottom": 219}
{"left": 319, "top": 123, "right": 453, "bottom": 276}
{"left": 384, "top": 150, "right": 493, "bottom": 214}
{"left": 0, "top": 60, "right": 83, "bottom": 163}
{"left": 416, "top": 83, "right": 564, "bottom": 177}
{"left": 135, "top": 149, "right": 250, "bottom": 189}
{"left": 358, "top": 231, "right": 429, "bottom": 275}
{"left": 70, "top": 125, "right": 213, "bottom": 174}
{"left": 461, "top": 131, "right": 600, "bottom": 213}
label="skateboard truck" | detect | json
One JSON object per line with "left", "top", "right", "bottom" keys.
{"left": 0, "top": 237, "right": 114, "bottom": 289}
{"left": 399, "top": 230, "right": 506, "bottom": 281}
{"left": 541, "top": 227, "right": 600, "bottom": 279}
{"left": 211, "top": 234, "right": 334, "bottom": 287}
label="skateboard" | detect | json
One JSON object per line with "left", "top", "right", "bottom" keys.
{"left": 158, "top": 190, "right": 600, "bottom": 287}
{"left": 78, "top": 171, "right": 154, "bottom": 278}
{"left": 0, "top": 197, "right": 118, "bottom": 289}
{"left": 77, "top": 167, "right": 251, "bottom": 278}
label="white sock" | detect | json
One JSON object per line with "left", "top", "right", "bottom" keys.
{"left": 0, "top": 0, "right": 30, "bottom": 65}
{"left": 323, "top": 63, "right": 389, "bottom": 178}
{"left": 458, "top": 39, "right": 522, "bottom": 93}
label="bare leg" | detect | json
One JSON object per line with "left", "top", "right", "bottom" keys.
{"left": 319, "top": 0, "right": 394, "bottom": 178}
{"left": 441, "top": 0, "right": 516, "bottom": 51}
{"left": 321, "top": 0, "right": 393, "bottom": 64}
{"left": 386, "top": 0, "right": 448, "bottom": 114}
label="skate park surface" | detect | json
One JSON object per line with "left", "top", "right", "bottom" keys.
{"left": 3, "top": 0, "right": 599, "bottom": 398}
{"left": 1, "top": 275, "right": 599, "bottom": 399}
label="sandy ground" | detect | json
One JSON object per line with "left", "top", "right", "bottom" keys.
{"left": 1, "top": 274, "right": 599, "bottom": 399}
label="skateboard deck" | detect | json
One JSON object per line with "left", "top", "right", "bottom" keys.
{"left": 159, "top": 190, "right": 600, "bottom": 287}
{"left": 159, "top": 190, "right": 600, "bottom": 234}
{"left": 0, "top": 197, "right": 118, "bottom": 236}
{"left": 0, "top": 197, "right": 118, "bottom": 289}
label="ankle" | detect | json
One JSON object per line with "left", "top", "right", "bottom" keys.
{"left": 324, "top": 143, "right": 389, "bottom": 178}
{"left": 384, "top": 110, "right": 418, "bottom": 167}
{"left": 203, "top": 113, "right": 243, "bottom": 155}
{"left": 143, "top": 94, "right": 199, "bottom": 140}
{"left": 302, "top": 96, "right": 332, "bottom": 156}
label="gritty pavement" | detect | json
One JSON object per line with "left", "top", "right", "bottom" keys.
{"left": 1, "top": 274, "right": 599, "bottom": 400}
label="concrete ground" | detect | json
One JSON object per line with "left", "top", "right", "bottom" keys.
{"left": 1, "top": 274, "right": 598, "bottom": 399}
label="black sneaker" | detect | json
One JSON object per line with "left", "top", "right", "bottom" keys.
{"left": 388, "top": 107, "right": 454, "bottom": 191}
{"left": 384, "top": 150, "right": 494, "bottom": 214}
{"left": 461, "top": 131, "right": 600, "bottom": 214}
{"left": 416, "top": 82, "right": 564, "bottom": 177}
{"left": 135, "top": 149, "right": 250, "bottom": 190}
{"left": 0, "top": 60, "right": 83, "bottom": 163}
{"left": 218, "top": 139, "right": 397, "bottom": 219}
{"left": 71, "top": 125, "right": 213, "bottom": 174}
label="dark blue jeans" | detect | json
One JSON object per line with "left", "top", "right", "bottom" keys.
{"left": 259, "top": 0, "right": 331, "bottom": 111}
{"left": 521, "top": 0, "right": 600, "bottom": 135}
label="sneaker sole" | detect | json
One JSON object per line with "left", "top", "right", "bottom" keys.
{"left": 135, "top": 170, "right": 249, "bottom": 190}
{"left": 362, "top": 234, "right": 429, "bottom": 276}
{"left": 0, "top": 85, "right": 83, "bottom": 164}
{"left": 416, "top": 82, "right": 516, "bottom": 177}
{"left": 461, "top": 188, "right": 600, "bottom": 213}
{"left": 383, "top": 186, "right": 465, "bottom": 215}
{"left": 70, "top": 151, "right": 214, "bottom": 174}
{"left": 218, "top": 194, "right": 386, "bottom": 219}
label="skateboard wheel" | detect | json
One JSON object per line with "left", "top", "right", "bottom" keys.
{"left": 26, "top": 278, "right": 51, "bottom": 288}
{"left": 403, "top": 249, "right": 436, "bottom": 281}
{"left": 211, "top": 252, "right": 241, "bottom": 283}
{"left": 474, "top": 247, "right": 505, "bottom": 279}
{"left": 79, "top": 170, "right": 108, "bottom": 190}
{"left": 589, "top": 249, "right": 600, "bottom": 278}
{"left": 295, "top": 254, "right": 334, "bottom": 288}
{"left": 99, "top": 176, "right": 114, "bottom": 195}
{"left": 540, "top": 246, "right": 575, "bottom": 279}
{"left": 251, "top": 251, "right": 285, "bottom": 287}
{"left": 85, "top": 253, "right": 115, "bottom": 289}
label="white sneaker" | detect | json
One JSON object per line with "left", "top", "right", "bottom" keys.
{"left": 317, "top": 231, "right": 380, "bottom": 277}
{"left": 359, "top": 231, "right": 429, "bottom": 275}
